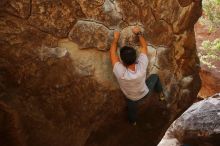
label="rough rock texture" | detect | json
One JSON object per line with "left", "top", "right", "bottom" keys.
{"left": 0, "top": 0, "right": 202, "bottom": 146}
{"left": 199, "top": 69, "right": 220, "bottom": 98}
{"left": 0, "top": 0, "right": 31, "bottom": 19}
{"left": 69, "top": 20, "right": 113, "bottom": 50}
{"left": 158, "top": 94, "right": 220, "bottom": 146}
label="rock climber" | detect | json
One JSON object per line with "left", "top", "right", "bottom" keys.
{"left": 110, "top": 26, "right": 164, "bottom": 125}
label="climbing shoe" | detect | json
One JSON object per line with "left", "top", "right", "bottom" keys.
{"left": 129, "top": 121, "right": 137, "bottom": 126}
{"left": 132, "top": 122, "right": 137, "bottom": 126}
{"left": 159, "top": 92, "right": 165, "bottom": 101}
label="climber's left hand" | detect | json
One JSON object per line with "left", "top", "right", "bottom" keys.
{"left": 114, "top": 31, "right": 120, "bottom": 41}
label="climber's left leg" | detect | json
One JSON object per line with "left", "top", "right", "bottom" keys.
{"left": 127, "top": 99, "right": 138, "bottom": 124}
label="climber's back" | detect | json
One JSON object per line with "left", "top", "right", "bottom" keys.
{"left": 113, "top": 49, "right": 149, "bottom": 101}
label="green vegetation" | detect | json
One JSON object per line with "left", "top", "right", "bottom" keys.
{"left": 198, "top": 0, "right": 220, "bottom": 68}
{"left": 198, "top": 39, "right": 220, "bottom": 68}
{"left": 200, "top": 0, "right": 220, "bottom": 31}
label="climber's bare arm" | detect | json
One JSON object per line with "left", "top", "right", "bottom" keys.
{"left": 138, "top": 35, "right": 148, "bottom": 54}
{"left": 132, "top": 27, "right": 148, "bottom": 55}
{"left": 110, "top": 32, "right": 120, "bottom": 66}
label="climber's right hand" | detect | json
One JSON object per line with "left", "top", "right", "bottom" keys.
{"left": 132, "top": 26, "right": 148, "bottom": 55}
{"left": 132, "top": 26, "right": 141, "bottom": 34}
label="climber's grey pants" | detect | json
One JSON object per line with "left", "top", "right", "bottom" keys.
{"left": 127, "top": 74, "right": 163, "bottom": 123}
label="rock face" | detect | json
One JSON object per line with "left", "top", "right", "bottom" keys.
{"left": 0, "top": 0, "right": 202, "bottom": 146}
{"left": 199, "top": 69, "right": 220, "bottom": 98}
{"left": 158, "top": 93, "right": 220, "bottom": 146}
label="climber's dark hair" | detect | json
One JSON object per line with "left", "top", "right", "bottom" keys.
{"left": 120, "top": 46, "right": 137, "bottom": 66}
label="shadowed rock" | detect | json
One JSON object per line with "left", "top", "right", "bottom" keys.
{"left": 0, "top": 0, "right": 31, "bottom": 19}
{"left": 28, "top": 0, "right": 85, "bottom": 38}
{"left": 178, "top": 0, "right": 193, "bottom": 7}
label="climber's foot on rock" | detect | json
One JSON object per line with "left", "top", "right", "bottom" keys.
{"left": 132, "top": 121, "right": 137, "bottom": 126}
{"left": 129, "top": 121, "right": 137, "bottom": 126}
{"left": 159, "top": 92, "right": 165, "bottom": 101}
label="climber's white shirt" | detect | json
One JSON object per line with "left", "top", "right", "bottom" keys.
{"left": 113, "top": 53, "right": 149, "bottom": 101}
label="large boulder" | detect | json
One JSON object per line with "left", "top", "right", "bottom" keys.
{"left": 158, "top": 93, "right": 220, "bottom": 146}
{"left": 0, "top": 0, "right": 202, "bottom": 146}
